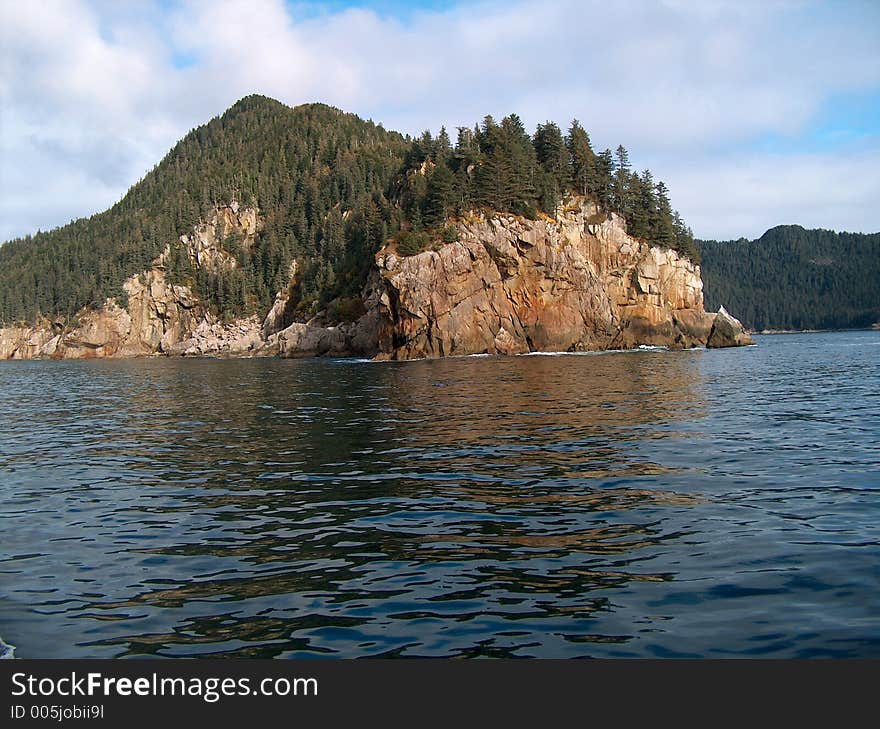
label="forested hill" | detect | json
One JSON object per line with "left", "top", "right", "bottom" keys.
{"left": 0, "top": 94, "right": 697, "bottom": 325}
{"left": 699, "top": 226, "right": 880, "bottom": 331}
{"left": 0, "top": 96, "right": 409, "bottom": 324}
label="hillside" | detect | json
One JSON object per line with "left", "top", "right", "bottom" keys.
{"left": 0, "top": 96, "right": 409, "bottom": 325}
{"left": 699, "top": 226, "right": 880, "bottom": 331}
{"left": 0, "top": 95, "right": 698, "bottom": 330}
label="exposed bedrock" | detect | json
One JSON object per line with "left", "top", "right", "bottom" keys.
{"left": 368, "top": 201, "right": 725, "bottom": 360}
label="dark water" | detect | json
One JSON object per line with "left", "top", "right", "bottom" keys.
{"left": 1, "top": 331, "right": 878, "bottom": 658}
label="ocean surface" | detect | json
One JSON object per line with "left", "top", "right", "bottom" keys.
{"left": 1, "top": 330, "right": 878, "bottom": 658}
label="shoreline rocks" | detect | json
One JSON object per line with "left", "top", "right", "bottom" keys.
{"left": 370, "top": 203, "right": 720, "bottom": 359}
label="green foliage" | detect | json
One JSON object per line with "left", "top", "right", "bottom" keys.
{"left": 0, "top": 96, "right": 408, "bottom": 324}
{"left": 423, "top": 162, "right": 456, "bottom": 227}
{"left": 395, "top": 230, "right": 432, "bottom": 256}
{"left": 327, "top": 296, "right": 365, "bottom": 323}
{"left": 613, "top": 145, "right": 632, "bottom": 219}
{"left": 441, "top": 226, "right": 460, "bottom": 244}
{"left": 0, "top": 96, "right": 702, "bottom": 325}
{"left": 566, "top": 120, "right": 595, "bottom": 198}
{"left": 534, "top": 121, "right": 569, "bottom": 211}
{"left": 698, "top": 226, "right": 880, "bottom": 331}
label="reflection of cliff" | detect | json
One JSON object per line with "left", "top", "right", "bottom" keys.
{"left": 376, "top": 348, "right": 708, "bottom": 457}
{"left": 65, "top": 354, "right": 706, "bottom": 656}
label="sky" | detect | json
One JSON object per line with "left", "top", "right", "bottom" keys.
{"left": 1, "top": 0, "right": 879, "bottom": 242}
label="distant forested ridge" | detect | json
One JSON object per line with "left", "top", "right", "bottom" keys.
{"left": 0, "top": 95, "right": 696, "bottom": 325}
{"left": 699, "top": 226, "right": 880, "bottom": 331}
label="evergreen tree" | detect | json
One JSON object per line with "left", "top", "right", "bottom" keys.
{"left": 435, "top": 126, "right": 452, "bottom": 162}
{"left": 566, "top": 120, "right": 595, "bottom": 197}
{"left": 423, "top": 163, "right": 456, "bottom": 227}
{"left": 499, "top": 114, "right": 539, "bottom": 216}
{"left": 654, "top": 181, "right": 676, "bottom": 249}
{"left": 613, "top": 145, "right": 631, "bottom": 218}
{"left": 627, "top": 169, "right": 657, "bottom": 239}
{"left": 596, "top": 149, "right": 615, "bottom": 213}
{"left": 533, "top": 122, "right": 569, "bottom": 211}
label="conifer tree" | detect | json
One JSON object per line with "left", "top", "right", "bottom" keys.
{"left": 654, "top": 181, "right": 676, "bottom": 248}
{"left": 613, "top": 145, "right": 631, "bottom": 218}
{"left": 566, "top": 120, "right": 595, "bottom": 197}
{"left": 423, "top": 163, "right": 456, "bottom": 227}
{"left": 596, "top": 149, "right": 615, "bottom": 213}
{"left": 533, "top": 121, "right": 569, "bottom": 211}
{"left": 435, "top": 126, "right": 452, "bottom": 162}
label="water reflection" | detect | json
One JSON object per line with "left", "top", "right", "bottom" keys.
{"left": 2, "top": 333, "right": 879, "bottom": 657}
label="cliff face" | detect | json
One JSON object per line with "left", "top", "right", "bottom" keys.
{"left": 0, "top": 199, "right": 751, "bottom": 361}
{"left": 0, "top": 205, "right": 265, "bottom": 360}
{"left": 367, "top": 201, "right": 724, "bottom": 359}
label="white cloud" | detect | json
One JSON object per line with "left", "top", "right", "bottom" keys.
{"left": 1, "top": 0, "right": 879, "bottom": 241}
{"left": 655, "top": 145, "right": 880, "bottom": 239}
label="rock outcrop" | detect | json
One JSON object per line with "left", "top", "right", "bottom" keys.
{"left": 171, "top": 201, "right": 260, "bottom": 273}
{"left": 368, "top": 202, "right": 718, "bottom": 359}
{"left": 707, "top": 306, "right": 755, "bottom": 348}
{"left": 0, "top": 206, "right": 266, "bottom": 360}
{"left": 0, "top": 198, "right": 753, "bottom": 362}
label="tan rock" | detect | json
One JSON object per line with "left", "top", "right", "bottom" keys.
{"left": 707, "top": 306, "right": 755, "bottom": 348}
{"left": 370, "top": 198, "right": 732, "bottom": 359}
{"left": 0, "top": 197, "right": 754, "bottom": 362}
{"left": 273, "top": 322, "right": 350, "bottom": 358}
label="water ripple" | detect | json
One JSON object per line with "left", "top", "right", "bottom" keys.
{"left": 1, "top": 331, "right": 878, "bottom": 657}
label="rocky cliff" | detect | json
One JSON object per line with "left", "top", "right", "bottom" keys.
{"left": 369, "top": 202, "right": 722, "bottom": 359}
{"left": 0, "top": 199, "right": 752, "bottom": 361}
{"left": 0, "top": 204, "right": 265, "bottom": 360}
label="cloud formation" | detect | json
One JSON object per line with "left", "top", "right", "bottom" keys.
{"left": 2, "top": 0, "right": 879, "bottom": 241}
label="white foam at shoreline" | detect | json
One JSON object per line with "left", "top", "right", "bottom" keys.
{"left": 0, "top": 636, "right": 15, "bottom": 659}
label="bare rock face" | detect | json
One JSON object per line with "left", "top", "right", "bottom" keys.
{"left": 0, "top": 323, "right": 59, "bottom": 360}
{"left": 0, "top": 205, "right": 263, "bottom": 360}
{"left": 167, "top": 316, "right": 264, "bottom": 357}
{"left": 261, "top": 261, "right": 298, "bottom": 338}
{"left": 268, "top": 322, "right": 350, "bottom": 358}
{"left": 707, "top": 306, "right": 755, "bottom": 348}
{"left": 163, "top": 202, "right": 262, "bottom": 273}
{"left": 369, "top": 201, "right": 719, "bottom": 359}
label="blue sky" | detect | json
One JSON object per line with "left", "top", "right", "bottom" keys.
{"left": 1, "top": 0, "right": 878, "bottom": 241}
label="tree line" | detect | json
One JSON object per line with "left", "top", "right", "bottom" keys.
{"left": 394, "top": 115, "right": 697, "bottom": 261}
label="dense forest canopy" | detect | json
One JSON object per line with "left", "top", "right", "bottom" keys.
{"left": 699, "top": 226, "right": 880, "bottom": 331}
{"left": 0, "top": 95, "right": 696, "bottom": 325}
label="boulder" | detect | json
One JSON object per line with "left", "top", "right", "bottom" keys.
{"left": 273, "top": 322, "right": 350, "bottom": 358}
{"left": 707, "top": 306, "right": 755, "bottom": 348}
